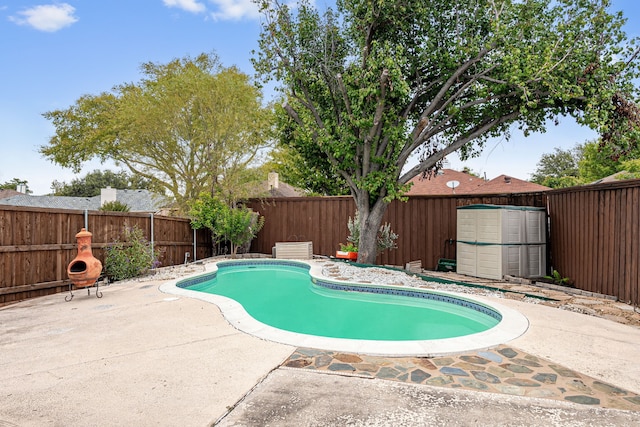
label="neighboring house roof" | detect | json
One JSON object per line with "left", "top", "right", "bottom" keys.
{"left": 469, "top": 175, "right": 550, "bottom": 194}
{"left": 588, "top": 171, "right": 640, "bottom": 185}
{"left": 0, "top": 189, "right": 167, "bottom": 212}
{"left": 256, "top": 172, "right": 305, "bottom": 198}
{"left": 407, "top": 169, "right": 549, "bottom": 195}
{"left": 264, "top": 181, "right": 305, "bottom": 197}
{"left": 406, "top": 169, "right": 485, "bottom": 195}
{"left": 0, "top": 189, "right": 22, "bottom": 199}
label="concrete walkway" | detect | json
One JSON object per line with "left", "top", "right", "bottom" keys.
{"left": 1, "top": 264, "right": 639, "bottom": 426}
{"left": 0, "top": 279, "right": 294, "bottom": 426}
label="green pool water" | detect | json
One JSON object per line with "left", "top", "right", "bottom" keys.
{"left": 187, "top": 263, "right": 500, "bottom": 341}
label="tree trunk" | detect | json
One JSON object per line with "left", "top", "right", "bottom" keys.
{"left": 355, "top": 195, "right": 387, "bottom": 264}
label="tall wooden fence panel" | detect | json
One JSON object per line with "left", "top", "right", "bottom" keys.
{"left": 248, "top": 197, "right": 356, "bottom": 258}
{"left": 248, "top": 192, "right": 547, "bottom": 269}
{"left": 547, "top": 180, "right": 640, "bottom": 305}
{"left": 0, "top": 206, "right": 211, "bottom": 304}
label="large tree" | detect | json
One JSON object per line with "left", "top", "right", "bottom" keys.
{"left": 254, "top": 0, "right": 640, "bottom": 263}
{"left": 40, "top": 53, "right": 272, "bottom": 213}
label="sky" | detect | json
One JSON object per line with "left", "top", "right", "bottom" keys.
{"left": 1, "top": 0, "right": 638, "bottom": 195}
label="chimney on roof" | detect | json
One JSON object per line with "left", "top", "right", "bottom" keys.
{"left": 504, "top": 176, "right": 512, "bottom": 184}
{"left": 101, "top": 186, "right": 117, "bottom": 206}
{"left": 268, "top": 172, "right": 279, "bottom": 190}
{"left": 16, "top": 183, "right": 26, "bottom": 193}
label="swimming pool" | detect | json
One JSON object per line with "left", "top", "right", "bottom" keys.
{"left": 161, "top": 260, "right": 529, "bottom": 356}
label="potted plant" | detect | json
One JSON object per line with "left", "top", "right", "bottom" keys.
{"left": 336, "top": 242, "right": 358, "bottom": 260}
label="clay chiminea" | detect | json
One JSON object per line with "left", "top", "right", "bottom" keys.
{"left": 67, "top": 228, "right": 103, "bottom": 288}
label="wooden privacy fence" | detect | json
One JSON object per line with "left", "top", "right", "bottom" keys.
{"left": 546, "top": 180, "right": 640, "bottom": 305}
{"left": 4, "top": 179, "right": 640, "bottom": 306}
{"left": 249, "top": 183, "right": 640, "bottom": 306}
{"left": 0, "top": 206, "right": 212, "bottom": 304}
{"left": 247, "top": 192, "right": 546, "bottom": 269}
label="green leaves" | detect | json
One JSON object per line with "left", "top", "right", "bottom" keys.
{"left": 41, "top": 52, "right": 272, "bottom": 213}
{"left": 104, "top": 225, "right": 160, "bottom": 281}
{"left": 256, "top": 0, "right": 640, "bottom": 263}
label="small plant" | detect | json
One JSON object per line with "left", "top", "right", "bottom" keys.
{"left": 105, "top": 224, "right": 160, "bottom": 281}
{"left": 339, "top": 242, "right": 358, "bottom": 252}
{"left": 543, "top": 269, "right": 573, "bottom": 287}
{"left": 376, "top": 222, "right": 399, "bottom": 253}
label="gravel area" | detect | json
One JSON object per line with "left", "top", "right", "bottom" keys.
{"left": 321, "top": 260, "right": 511, "bottom": 300}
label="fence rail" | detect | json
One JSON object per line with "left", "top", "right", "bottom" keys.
{"left": 3, "top": 179, "right": 640, "bottom": 306}
{"left": 0, "top": 206, "right": 211, "bottom": 304}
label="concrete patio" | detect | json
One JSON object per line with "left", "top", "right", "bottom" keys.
{"left": 1, "top": 261, "right": 639, "bottom": 426}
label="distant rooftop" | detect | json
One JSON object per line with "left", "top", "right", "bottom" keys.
{"left": 407, "top": 169, "right": 549, "bottom": 195}
{"left": 0, "top": 188, "right": 167, "bottom": 212}
{"left": 407, "top": 169, "right": 485, "bottom": 195}
{"left": 469, "top": 175, "right": 550, "bottom": 194}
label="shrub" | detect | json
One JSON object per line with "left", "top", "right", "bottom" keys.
{"left": 100, "top": 201, "right": 130, "bottom": 212}
{"left": 105, "top": 225, "right": 160, "bottom": 281}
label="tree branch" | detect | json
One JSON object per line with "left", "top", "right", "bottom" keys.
{"left": 399, "top": 110, "right": 521, "bottom": 184}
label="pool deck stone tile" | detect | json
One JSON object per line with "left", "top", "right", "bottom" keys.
{"left": 283, "top": 344, "right": 640, "bottom": 411}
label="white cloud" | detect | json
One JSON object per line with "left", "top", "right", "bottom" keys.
{"left": 163, "top": 0, "right": 206, "bottom": 13}
{"left": 10, "top": 3, "right": 78, "bottom": 32}
{"left": 209, "top": 0, "right": 260, "bottom": 21}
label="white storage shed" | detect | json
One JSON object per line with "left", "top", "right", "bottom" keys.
{"left": 456, "top": 204, "right": 547, "bottom": 280}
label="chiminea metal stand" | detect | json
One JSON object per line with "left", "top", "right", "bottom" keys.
{"left": 65, "top": 228, "right": 105, "bottom": 301}
{"left": 65, "top": 275, "right": 107, "bottom": 301}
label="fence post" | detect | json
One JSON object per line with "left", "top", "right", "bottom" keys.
{"left": 193, "top": 228, "right": 197, "bottom": 262}
{"left": 150, "top": 213, "right": 154, "bottom": 262}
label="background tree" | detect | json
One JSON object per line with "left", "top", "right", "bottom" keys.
{"left": 254, "top": 0, "right": 640, "bottom": 263}
{"left": 530, "top": 145, "right": 583, "bottom": 188}
{"left": 40, "top": 52, "right": 272, "bottom": 213}
{"left": 532, "top": 138, "right": 640, "bottom": 187}
{"left": 0, "top": 178, "right": 31, "bottom": 194}
{"left": 578, "top": 139, "right": 640, "bottom": 182}
{"left": 50, "top": 169, "right": 157, "bottom": 197}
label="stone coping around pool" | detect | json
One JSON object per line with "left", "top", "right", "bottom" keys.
{"left": 159, "top": 259, "right": 530, "bottom": 357}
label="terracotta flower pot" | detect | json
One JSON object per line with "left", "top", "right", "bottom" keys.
{"left": 335, "top": 250, "right": 358, "bottom": 260}
{"left": 67, "top": 228, "right": 103, "bottom": 288}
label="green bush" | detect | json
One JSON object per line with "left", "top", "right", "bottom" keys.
{"left": 105, "top": 225, "right": 160, "bottom": 281}
{"left": 100, "top": 201, "right": 130, "bottom": 212}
